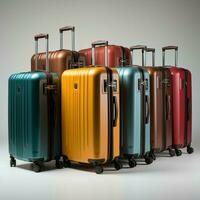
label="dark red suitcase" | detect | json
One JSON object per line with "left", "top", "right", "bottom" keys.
{"left": 162, "top": 46, "right": 193, "bottom": 155}
{"left": 79, "top": 42, "right": 131, "bottom": 67}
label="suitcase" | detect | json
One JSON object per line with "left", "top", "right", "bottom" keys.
{"left": 116, "top": 47, "right": 152, "bottom": 167}
{"left": 8, "top": 34, "right": 62, "bottom": 172}
{"left": 31, "top": 26, "right": 86, "bottom": 77}
{"left": 79, "top": 44, "right": 131, "bottom": 67}
{"left": 131, "top": 46, "right": 175, "bottom": 159}
{"left": 162, "top": 46, "right": 193, "bottom": 155}
{"left": 61, "top": 41, "right": 121, "bottom": 174}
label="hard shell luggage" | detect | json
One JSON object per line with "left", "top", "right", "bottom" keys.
{"left": 31, "top": 26, "right": 86, "bottom": 77}
{"left": 8, "top": 34, "right": 62, "bottom": 172}
{"left": 61, "top": 41, "right": 121, "bottom": 174}
{"left": 116, "top": 47, "right": 152, "bottom": 167}
{"left": 131, "top": 46, "right": 174, "bottom": 158}
{"left": 162, "top": 46, "right": 193, "bottom": 155}
{"left": 79, "top": 44, "right": 131, "bottom": 67}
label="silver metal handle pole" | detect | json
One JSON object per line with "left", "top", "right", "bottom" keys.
{"left": 130, "top": 45, "right": 147, "bottom": 67}
{"left": 162, "top": 46, "right": 178, "bottom": 66}
{"left": 91, "top": 40, "right": 108, "bottom": 66}
{"left": 59, "top": 26, "right": 75, "bottom": 51}
{"left": 34, "top": 34, "right": 49, "bottom": 72}
{"left": 146, "top": 48, "right": 155, "bottom": 67}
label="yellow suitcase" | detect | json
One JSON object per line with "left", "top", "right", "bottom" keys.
{"left": 61, "top": 41, "right": 121, "bottom": 174}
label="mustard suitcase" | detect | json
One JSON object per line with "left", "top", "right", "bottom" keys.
{"left": 61, "top": 41, "right": 121, "bottom": 174}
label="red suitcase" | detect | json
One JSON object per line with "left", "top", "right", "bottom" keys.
{"left": 162, "top": 46, "right": 193, "bottom": 156}
{"left": 79, "top": 42, "right": 132, "bottom": 67}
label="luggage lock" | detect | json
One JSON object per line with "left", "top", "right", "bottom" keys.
{"left": 43, "top": 84, "right": 57, "bottom": 94}
{"left": 138, "top": 79, "right": 148, "bottom": 90}
{"left": 104, "top": 80, "right": 117, "bottom": 92}
{"left": 162, "top": 78, "right": 170, "bottom": 87}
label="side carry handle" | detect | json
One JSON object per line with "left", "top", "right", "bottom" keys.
{"left": 59, "top": 26, "right": 75, "bottom": 51}
{"left": 145, "top": 95, "right": 150, "bottom": 124}
{"left": 162, "top": 45, "right": 178, "bottom": 67}
{"left": 92, "top": 40, "right": 108, "bottom": 66}
{"left": 34, "top": 33, "right": 49, "bottom": 72}
{"left": 130, "top": 45, "right": 147, "bottom": 67}
{"left": 166, "top": 95, "right": 171, "bottom": 120}
{"left": 146, "top": 48, "right": 155, "bottom": 67}
{"left": 187, "top": 98, "right": 191, "bottom": 121}
{"left": 113, "top": 96, "right": 118, "bottom": 127}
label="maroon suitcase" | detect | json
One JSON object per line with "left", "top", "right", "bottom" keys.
{"left": 79, "top": 42, "right": 132, "bottom": 67}
{"left": 162, "top": 46, "right": 193, "bottom": 156}
{"left": 31, "top": 26, "right": 86, "bottom": 77}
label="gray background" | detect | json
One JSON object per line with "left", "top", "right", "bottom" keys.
{"left": 0, "top": 0, "right": 200, "bottom": 200}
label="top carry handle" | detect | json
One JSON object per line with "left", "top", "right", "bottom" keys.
{"left": 92, "top": 40, "right": 108, "bottom": 66}
{"left": 34, "top": 33, "right": 49, "bottom": 72}
{"left": 130, "top": 45, "right": 147, "bottom": 67}
{"left": 59, "top": 26, "right": 75, "bottom": 51}
{"left": 146, "top": 48, "right": 155, "bottom": 67}
{"left": 162, "top": 46, "right": 178, "bottom": 67}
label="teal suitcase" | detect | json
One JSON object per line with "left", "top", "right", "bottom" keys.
{"left": 8, "top": 34, "right": 61, "bottom": 172}
{"left": 117, "top": 46, "right": 152, "bottom": 167}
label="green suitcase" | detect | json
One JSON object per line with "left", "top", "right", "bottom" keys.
{"left": 8, "top": 34, "right": 61, "bottom": 172}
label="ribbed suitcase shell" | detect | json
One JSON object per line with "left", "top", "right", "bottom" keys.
{"left": 61, "top": 67, "right": 120, "bottom": 163}
{"left": 116, "top": 66, "right": 151, "bottom": 156}
{"left": 145, "top": 67, "right": 173, "bottom": 152}
{"left": 167, "top": 67, "right": 192, "bottom": 148}
{"left": 8, "top": 72, "right": 61, "bottom": 162}
{"left": 79, "top": 45, "right": 131, "bottom": 67}
{"left": 31, "top": 50, "right": 86, "bottom": 77}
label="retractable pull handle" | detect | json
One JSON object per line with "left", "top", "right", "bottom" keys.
{"left": 91, "top": 40, "right": 109, "bottom": 66}
{"left": 130, "top": 45, "right": 147, "bottom": 67}
{"left": 162, "top": 46, "right": 178, "bottom": 67}
{"left": 146, "top": 48, "right": 155, "bottom": 67}
{"left": 59, "top": 26, "right": 75, "bottom": 51}
{"left": 34, "top": 33, "right": 49, "bottom": 72}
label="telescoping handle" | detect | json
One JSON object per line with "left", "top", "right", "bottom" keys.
{"left": 130, "top": 45, "right": 147, "bottom": 67}
{"left": 146, "top": 48, "right": 155, "bottom": 67}
{"left": 162, "top": 46, "right": 178, "bottom": 66}
{"left": 91, "top": 40, "right": 108, "bottom": 66}
{"left": 59, "top": 26, "right": 75, "bottom": 51}
{"left": 34, "top": 33, "right": 49, "bottom": 72}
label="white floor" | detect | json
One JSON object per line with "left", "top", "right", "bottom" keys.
{"left": 0, "top": 143, "right": 199, "bottom": 200}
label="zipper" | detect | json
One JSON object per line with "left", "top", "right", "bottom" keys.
{"left": 105, "top": 67, "right": 114, "bottom": 162}
{"left": 162, "top": 71, "right": 167, "bottom": 151}
{"left": 138, "top": 69, "right": 145, "bottom": 156}
{"left": 184, "top": 71, "right": 188, "bottom": 147}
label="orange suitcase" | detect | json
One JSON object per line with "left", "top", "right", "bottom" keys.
{"left": 31, "top": 26, "right": 86, "bottom": 77}
{"left": 61, "top": 41, "right": 121, "bottom": 174}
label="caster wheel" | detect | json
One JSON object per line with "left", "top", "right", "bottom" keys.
{"left": 169, "top": 149, "right": 175, "bottom": 157}
{"left": 175, "top": 149, "right": 182, "bottom": 156}
{"left": 10, "top": 158, "right": 16, "bottom": 167}
{"left": 187, "top": 146, "right": 194, "bottom": 154}
{"left": 56, "top": 160, "right": 63, "bottom": 169}
{"left": 63, "top": 159, "right": 71, "bottom": 168}
{"left": 145, "top": 156, "right": 153, "bottom": 165}
{"left": 128, "top": 158, "right": 137, "bottom": 168}
{"left": 95, "top": 165, "right": 103, "bottom": 174}
{"left": 32, "top": 163, "right": 41, "bottom": 173}
{"left": 114, "top": 161, "right": 122, "bottom": 171}
{"left": 150, "top": 151, "right": 156, "bottom": 160}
